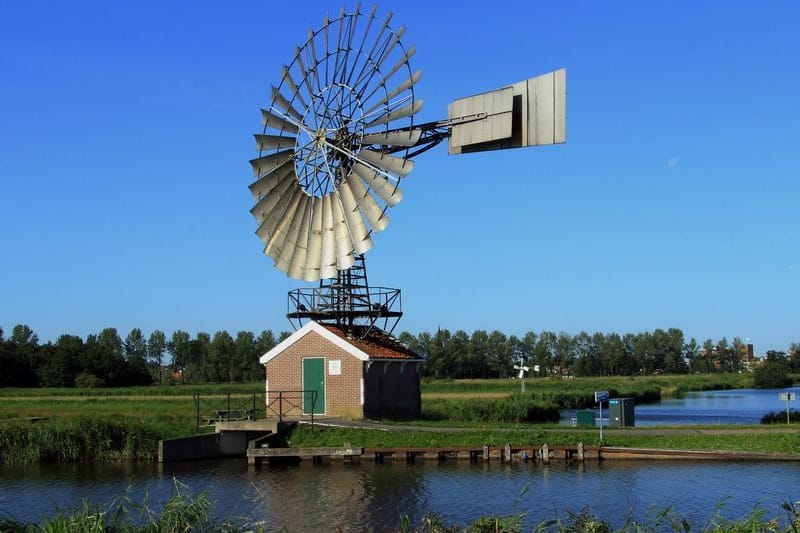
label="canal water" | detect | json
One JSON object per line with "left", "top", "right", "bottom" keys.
{"left": 2, "top": 459, "right": 799, "bottom": 531}
{"left": 1, "top": 387, "right": 799, "bottom": 531}
{"left": 561, "top": 386, "right": 800, "bottom": 426}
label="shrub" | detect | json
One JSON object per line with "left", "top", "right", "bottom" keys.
{"left": 74, "top": 372, "right": 105, "bottom": 388}
{"left": 752, "top": 360, "right": 792, "bottom": 389}
{"left": 761, "top": 410, "right": 800, "bottom": 424}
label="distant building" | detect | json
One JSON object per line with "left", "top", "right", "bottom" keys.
{"left": 259, "top": 321, "right": 425, "bottom": 420}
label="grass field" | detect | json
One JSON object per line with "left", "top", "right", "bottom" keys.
{"left": 0, "top": 374, "right": 797, "bottom": 464}
{"left": 421, "top": 373, "right": 751, "bottom": 397}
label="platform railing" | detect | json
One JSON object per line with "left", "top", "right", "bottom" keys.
{"left": 266, "top": 390, "right": 319, "bottom": 427}
{"left": 192, "top": 391, "right": 263, "bottom": 431}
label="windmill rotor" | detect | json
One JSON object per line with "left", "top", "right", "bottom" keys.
{"left": 250, "top": 5, "right": 423, "bottom": 282}
{"left": 513, "top": 364, "right": 531, "bottom": 379}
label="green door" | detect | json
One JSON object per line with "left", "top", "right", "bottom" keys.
{"left": 302, "top": 358, "right": 325, "bottom": 415}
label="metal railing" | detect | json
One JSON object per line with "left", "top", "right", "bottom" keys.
{"left": 192, "top": 391, "right": 263, "bottom": 431}
{"left": 266, "top": 390, "right": 319, "bottom": 426}
{"left": 191, "top": 390, "right": 320, "bottom": 430}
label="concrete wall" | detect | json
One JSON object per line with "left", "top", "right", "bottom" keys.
{"left": 159, "top": 431, "right": 250, "bottom": 462}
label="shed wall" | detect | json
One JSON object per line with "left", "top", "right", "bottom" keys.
{"left": 364, "top": 361, "right": 421, "bottom": 419}
{"left": 265, "top": 330, "right": 363, "bottom": 418}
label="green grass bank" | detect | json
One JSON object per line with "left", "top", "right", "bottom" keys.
{"left": 0, "top": 374, "right": 796, "bottom": 464}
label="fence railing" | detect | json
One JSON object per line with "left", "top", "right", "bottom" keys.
{"left": 191, "top": 390, "right": 319, "bottom": 430}
{"left": 192, "top": 391, "right": 263, "bottom": 431}
{"left": 266, "top": 390, "right": 318, "bottom": 426}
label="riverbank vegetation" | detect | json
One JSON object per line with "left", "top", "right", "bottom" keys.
{"left": 4, "top": 323, "right": 799, "bottom": 389}
{"left": 0, "top": 417, "right": 161, "bottom": 464}
{"left": 1, "top": 374, "right": 797, "bottom": 464}
{"left": 1, "top": 488, "right": 798, "bottom": 533}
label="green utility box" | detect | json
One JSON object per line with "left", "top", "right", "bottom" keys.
{"left": 576, "top": 409, "right": 595, "bottom": 427}
{"left": 609, "top": 397, "right": 635, "bottom": 427}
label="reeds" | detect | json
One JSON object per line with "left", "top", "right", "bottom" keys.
{"left": 0, "top": 416, "right": 160, "bottom": 464}
{"left": 422, "top": 394, "right": 560, "bottom": 423}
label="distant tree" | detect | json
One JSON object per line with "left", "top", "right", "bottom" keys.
{"left": 701, "top": 338, "right": 716, "bottom": 373}
{"left": 575, "top": 332, "right": 602, "bottom": 377}
{"left": 467, "top": 330, "right": 489, "bottom": 378}
{"left": 169, "top": 330, "right": 192, "bottom": 370}
{"left": 520, "top": 331, "right": 537, "bottom": 372}
{"left": 11, "top": 324, "right": 38, "bottom": 347}
{"left": 204, "top": 331, "right": 235, "bottom": 382}
{"left": 255, "top": 330, "right": 277, "bottom": 356}
{"left": 553, "top": 331, "right": 574, "bottom": 376}
{"left": 753, "top": 352, "right": 791, "bottom": 389}
{"left": 715, "top": 337, "right": 732, "bottom": 372}
{"left": 38, "top": 334, "right": 83, "bottom": 387}
{"left": 732, "top": 337, "right": 748, "bottom": 370}
{"left": 572, "top": 331, "right": 595, "bottom": 377}
{"left": 124, "top": 328, "right": 148, "bottom": 361}
{"left": 662, "top": 328, "right": 687, "bottom": 374}
{"left": 147, "top": 330, "right": 167, "bottom": 384}
{"left": 788, "top": 343, "right": 800, "bottom": 373}
{"left": 233, "top": 330, "right": 257, "bottom": 381}
{"left": 181, "top": 332, "right": 212, "bottom": 383}
{"left": 278, "top": 331, "right": 292, "bottom": 343}
{"left": 448, "top": 330, "right": 470, "bottom": 378}
{"left": 534, "top": 331, "right": 556, "bottom": 375}
{"left": 95, "top": 327, "right": 127, "bottom": 386}
{"left": 426, "top": 328, "right": 452, "bottom": 379}
{"left": 486, "top": 330, "right": 510, "bottom": 378}
{"left": 8, "top": 324, "right": 39, "bottom": 386}
{"left": 124, "top": 328, "right": 153, "bottom": 386}
{"left": 599, "top": 333, "right": 628, "bottom": 376}
{"left": 684, "top": 338, "right": 700, "bottom": 373}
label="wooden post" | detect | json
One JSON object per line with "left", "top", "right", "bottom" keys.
{"left": 482, "top": 445, "right": 489, "bottom": 461}
{"left": 542, "top": 443, "right": 550, "bottom": 463}
{"left": 577, "top": 442, "right": 585, "bottom": 461}
{"left": 504, "top": 443, "right": 512, "bottom": 463}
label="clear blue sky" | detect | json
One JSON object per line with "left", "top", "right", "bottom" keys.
{"left": 1, "top": 1, "right": 798, "bottom": 353}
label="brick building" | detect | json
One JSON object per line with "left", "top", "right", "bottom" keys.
{"left": 259, "top": 321, "right": 425, "bottom": 420}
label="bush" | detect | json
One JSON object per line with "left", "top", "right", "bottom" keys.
{"left": 74, "top": 372, "right": 105, "bottom": 388}
{"left": 761, "top": 410, "right": 800, "bottom": 424}
{"left": 752, "top": 360, "right": 792, "bottom": 389}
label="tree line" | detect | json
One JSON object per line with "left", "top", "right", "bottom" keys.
{"left": 398, "top": 328, "right": 800, "bottom": 379}
{"left": 1, "top": 323, "right": 798, "bottom": 387}
{"left": 0, "top": 324, "right": 289, "bottom": 387}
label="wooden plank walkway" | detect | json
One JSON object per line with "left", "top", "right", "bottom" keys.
{"left": 247, "top": 443, "right": 600, "bottom": 465}
{"left": 247, "top": 443, "right": 800, "bottom": 465}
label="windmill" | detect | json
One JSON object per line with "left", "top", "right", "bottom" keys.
{"left": 513, "top": 361, "right": 531, "bottom": 393}
{"left": 249, "top": 5, "right": 566, "bottom": 336}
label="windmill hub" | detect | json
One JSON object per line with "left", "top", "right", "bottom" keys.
{"left": 312, "top": 127, "right": 327, "bottom": 149}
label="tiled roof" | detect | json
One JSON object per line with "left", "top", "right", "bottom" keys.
{"left": 319, "top": 324, "right": 423, "bottom": 360}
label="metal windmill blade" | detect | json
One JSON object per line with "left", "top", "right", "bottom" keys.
{"left": 249, "top": 5, "right": 422, "bottom": 282}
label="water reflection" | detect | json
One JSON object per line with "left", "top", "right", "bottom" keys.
{"left": 2, "top": 459, "right": 800, "bottom": 531}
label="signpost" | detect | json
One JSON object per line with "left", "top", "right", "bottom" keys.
{"left": 595, "top": 391, "right": 609, "bottom": 441}
{"left": 779, "top": 392, "right": 795, "bottom": 424}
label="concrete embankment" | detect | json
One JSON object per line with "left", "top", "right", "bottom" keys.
{"left": 158, "top": 420, "right": 285, "bottom": 462}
